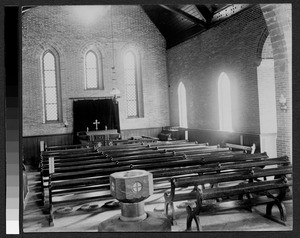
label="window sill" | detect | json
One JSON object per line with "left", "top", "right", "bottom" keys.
{"left": 84, "top": 88, "right": 104, "bottom": 91}
{"left": 43, "top": 121, "right": 63, "bottom": 124}
{"left": 127, "top": 116, "right": 144, "bottom": 119}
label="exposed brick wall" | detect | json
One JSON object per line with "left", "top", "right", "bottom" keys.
{"left": 257, "top": 58, "right": 277, "bottom": 134}
{"left": 22, "top": 6, "right": 170, "bottom": 136}
{"left": 257, "top": 34, "right": 277, "bottom": 137}
{"left": 167, "top": 6, "right": 267, "bottom": 135}
{"left": 260, "top": 4, "right": 292, "bottom": 158}
{"left": 167, "top": 4, "right": 292, "bottom": 158}
{"left": 261, "top": 35, "right": 273, "bottom": 59}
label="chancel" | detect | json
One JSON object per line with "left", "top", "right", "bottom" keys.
{"left": 22, "top": 3, "right": 292, "bottom": 233}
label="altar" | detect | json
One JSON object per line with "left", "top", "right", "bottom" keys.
{"left": 77, "top": 129, "right": 120, "bottom": 146}
{"left": 86, "top": 129, "right": 119, "bottom": 142}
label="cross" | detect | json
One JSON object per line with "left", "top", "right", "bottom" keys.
{"left": 132, "top": 182, "right": 142, "bottom": 193}
{"left": 93, "top": 119, "right": 100, "bottom": 130}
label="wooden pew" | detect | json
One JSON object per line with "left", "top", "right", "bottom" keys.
{"left": 45, "top": 144, "right": 91, "bottom": 151}
{"left": 46, "top": 153, "right": 268, "bottom": 197}
{"left": 164, "top": 156, "right": 292, "bottom": 231}
{"left": 40, "top": 140, "right": 201, "bottom": 185}
{"left": 44, "top": 151, "right": 268, "bottom": 226}
{"left": 41, "top": 145, "right": 236, "bottom": 181}
{"left": 223, "top": 143, "right": 256, "bottom": 154}
{"left": 111, "top": 136, "right": 159, "bottom": 145}
{"left": 41, "top": 149, "right": 247, "bottom": 194}
{"left": 40, "top": 141, "right": 208, "bottom": 172}
{"left": 40, "top": 142, "right": 252, "bottom": 196}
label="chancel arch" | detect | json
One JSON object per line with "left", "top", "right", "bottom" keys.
{"left": 178, "top": 82, "right": 187, "bottom": 128}
{"left": 257, "top": 33, "right": 277, "bottom": 157}
{"left": 41, "top": 49, "right": 62, "bottom": 123}
{"left": 218, "top": 72, "right": 232, "bottom": 132}
{"left": 260, "top": 4, "right": 292, "bottom": 158}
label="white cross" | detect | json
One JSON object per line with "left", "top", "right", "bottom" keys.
{"left": 93, "top": 119, "right": 100, "bottom": 130}
{"left": 132, "top": 182, "right": 142, "bottom": 193}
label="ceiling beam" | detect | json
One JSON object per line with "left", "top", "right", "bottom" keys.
{"left": 195, "top": 5, "right": 213, "bottom": 24}
{"left": 160, "top": 5, "right": 208, "bottom": 28}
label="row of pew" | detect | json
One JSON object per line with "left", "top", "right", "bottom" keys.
{"left": 39, "top": 140, "right": 292, "bottom": 230}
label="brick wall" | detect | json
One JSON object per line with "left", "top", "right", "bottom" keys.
{"left": 260, "top": 4, "right": 292, "bottom": 158}
{"left": 22, "top": 6, "right": 170, "bottom": 136}
{"left": 257, "top": 58, "right": 277, "bottom": 134}
{"left": 167, "top": 6, "right": 267, "bottom": 135}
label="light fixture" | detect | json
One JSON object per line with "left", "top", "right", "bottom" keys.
{"left": 279, "top": 94, "right": 287, "bottom": 111}
{"left": 110, "top": 87, "right": 121, "bottom": 104}
{"left": 64, "top": 120, "right": 69, "bottom": 127}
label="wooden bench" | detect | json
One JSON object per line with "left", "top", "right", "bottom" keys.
{"left": 39, "top": 142, "right": 253, "bottom": 194}
{"left": 111, "top": 136, "right": 159, "bottom": 145}
{"left": 44, "top": 144, "right": 91, "bottom": 151}
{"left": 40, "top": 143, "right": 237, "bottom": 193}
{"left": 44, "top": 151, "right": 267, "bottom": 226}
{"left": 40, "top": 141, "right": 209, "bottom": 174}
{"left": 164, "top": 156, "right": 292, "bottom": 231}
{"left": 223, "top": 143, "right": 256, "bottom": 154}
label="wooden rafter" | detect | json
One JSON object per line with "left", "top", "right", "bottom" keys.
{"left": 160, "top": 5, "right": 208, "bottom": 28}
{"left": 195, "top": 5, "right": 213, "bottom": 24}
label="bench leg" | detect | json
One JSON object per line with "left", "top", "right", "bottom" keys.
{"left": 265, "top": 188, "right": 288, "bottom": 223}
{"left": 43, "top": 188, "right": 49, "bottom": 208}
{"left": 266, "top": 201, "right": 287, "bottom": 222}
{"left": 238, "top": 192, "right": 253, "bottom": 212}
{"left": 164, "top": 201, "right": 170, "bottom": 217}
{"left": 49, "top": 204, "right": 54, "bottom": 227}
{"left": 164, "top": 201, "right": 176, "bottom": 221}
{"left": 186, "top": 205, "right": 202, "bottom": 231}
{"left": 170, "top": 202, "right": 176, "bottom": 220}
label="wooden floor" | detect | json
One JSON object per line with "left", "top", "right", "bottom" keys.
{"left": 23, "top": 170, "right": 293, "bottom": 233}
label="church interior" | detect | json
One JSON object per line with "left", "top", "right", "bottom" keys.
{"left": 21, "top": 4, "right": 293, "bottom": 233}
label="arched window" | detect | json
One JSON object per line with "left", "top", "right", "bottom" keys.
{"left": 218, "top": 73, "right": 232, "bottom": 131}
{"left": 124, "top": 50, "right": 143, "bottom": 118}
{"left": 85, "top": 50, "right": 103, "bottom": 89}
{"left": 42, "top": 50, "right": 61, "bottom": 122}
{"left": 178, "top": 82, "right": 188, "bottom": 128}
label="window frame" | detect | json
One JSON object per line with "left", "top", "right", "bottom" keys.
{"left": 83, "top": 47, "right": 104, "bottom": 90}
{"left": 218, "top": 72, "right": 233, "bottom": 132}
{"left": 178, "top": 82, "right": 188, "bottom": 128}
{"left": 124, "top": 49, "right": 144, "bottom": 118}
{"left": 41, "top": 50, "right": 62, "bottom": 123}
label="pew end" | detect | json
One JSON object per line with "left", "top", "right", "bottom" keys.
{"left": 224, "top": 143, "right": 256, "bottom": 154}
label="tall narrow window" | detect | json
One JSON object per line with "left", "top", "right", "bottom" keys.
{"left": 42, "top": 51, "right": 60, "bottom": 122}
{"left": 85, "top": 50, "right": 101, "bottom": 89}
{"left": 178, "top": 82, "right": 188, "bottom": 128}
{"left": 218, "top": 73, "right": 232, "bottom": 131}
{"left": 124, "top": 51, "right": 138, "bottom": 117}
